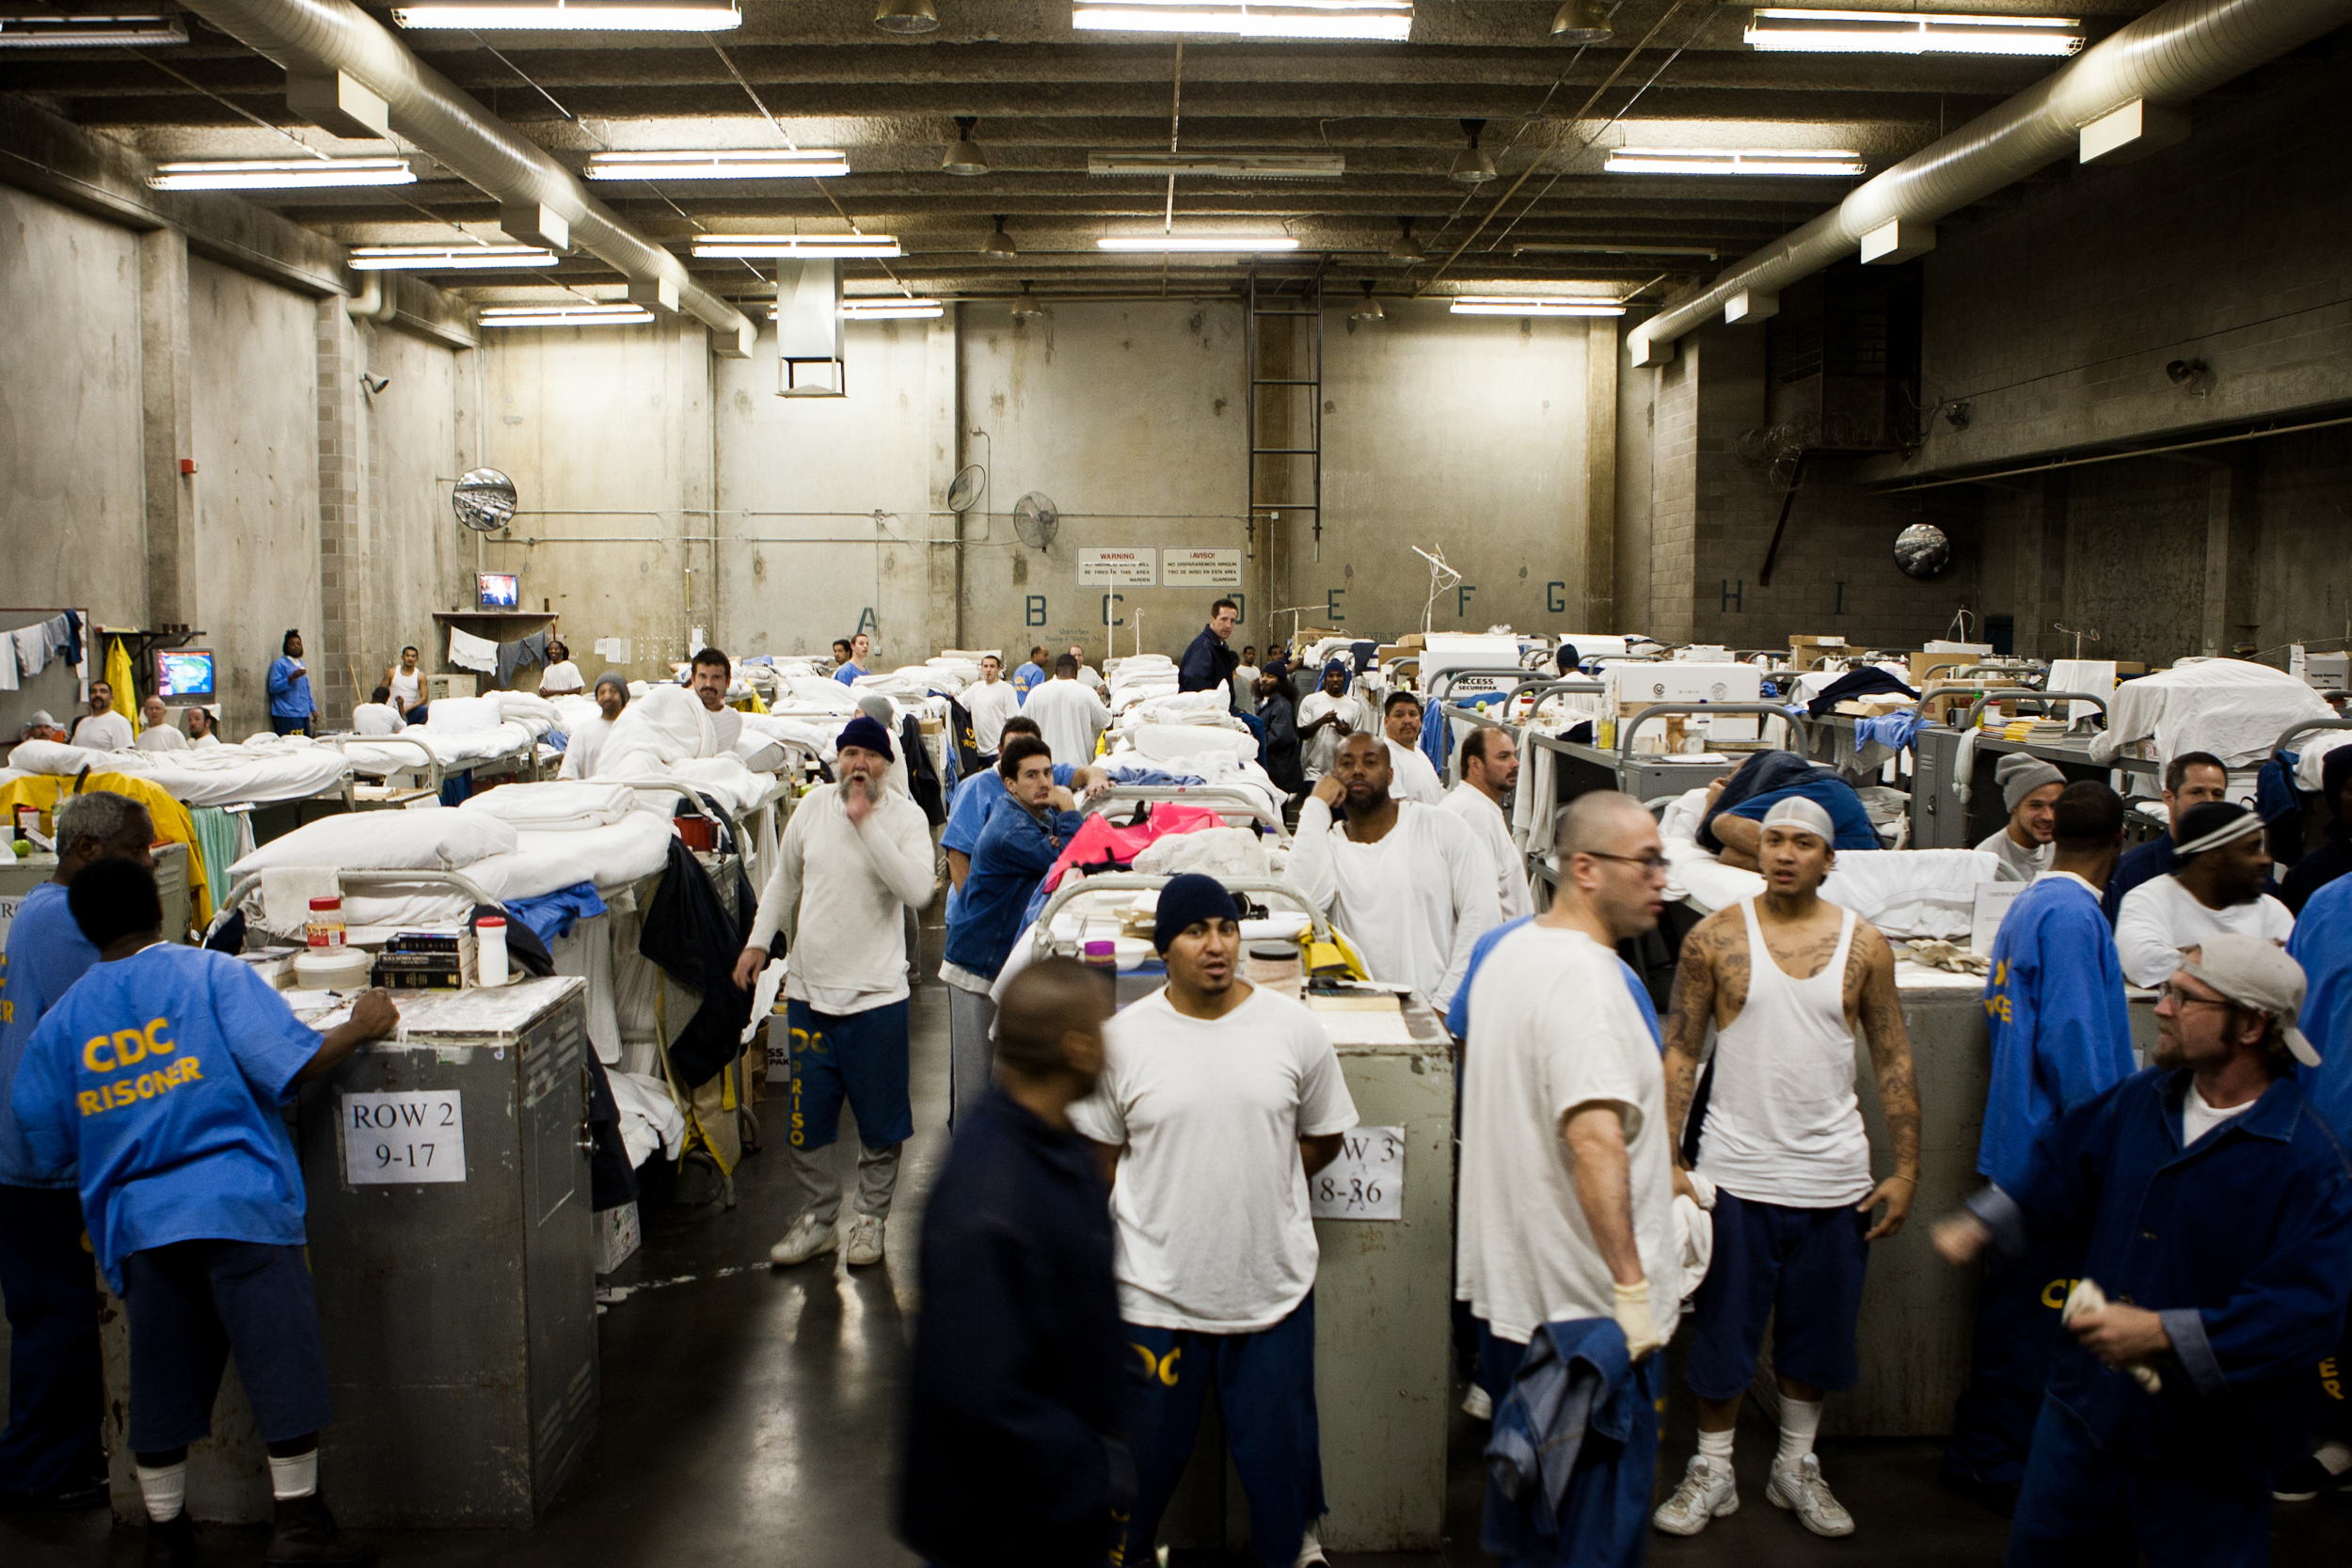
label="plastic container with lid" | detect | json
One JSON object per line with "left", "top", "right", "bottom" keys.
{"left": 477, "top": 916, "right": 510, "bottom": 989}
{"left": 1245, "top": 942, "right": 1304, "bottom": 999}
{"left": 307, "top": 895, "right": 345, "bottom": 949}
{"left": 294, "top": 947, "right": 373, "bottom": 991}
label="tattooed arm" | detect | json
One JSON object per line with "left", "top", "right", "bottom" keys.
{"left": 1852, "top": 924, "right": 1922, "bottom": 1240}
{"left": 1662, "top": 914, "right": 1725, "bottom": 1168}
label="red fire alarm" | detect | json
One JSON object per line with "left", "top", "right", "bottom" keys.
{"left": 179, "top": 458, "right": 198, "bottom": 475}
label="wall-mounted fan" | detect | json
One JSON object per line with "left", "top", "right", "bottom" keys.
{"left": 946, "top": 464, "right": 985, "bottom": 515}
{"left": 1012, "top": 492, "right": 1059, "bottom": 550}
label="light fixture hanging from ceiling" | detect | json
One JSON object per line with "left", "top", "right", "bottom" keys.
{"left": 479, "top": 302, "right": 657, "bottom": 326}
{"left": 1097, "top": 234, "right": 1302, "bottom": 253}
{"left": 1450, "top": 119, "right": 1497, "bottom": 185}
{"left": 391, "top": 0, "right": 741, "bottom": 28}
{"left": 0, "top": 11, "right": 189, "bottom": 45}
{"left": 691, "top": 233, "right": 904, "bottom": 258}
{"left": 1088, "top": 152, "right": 1344, "bottom": 179}
{"left": 1010, "top": 282, "right": 1049, "bottom": 322}
{"left": 1449, "top": 295, "right": 1626, "bottom": 316}
{"left": 839, "top": 297, "right": 947, "bottom": 320}
{"left": 979, "top": 215, "right": 1018, "bottom": 261}
{"left": 874, "top": 0, "right": 940, "bottom": 32}
{"left": 1743, "top": 8, "right": 2085, "bottom": 55}
{"left": 148, "top": 157, "right": 416, "bottom": 190}
{"left": 585, "top": 149, "right": 850, "bottom": 180}
{"left": 1549, "top": 0, "right": 1610, "bottom": 43}
{"left": 1390, "top": 216, "right": 1424, "bottom": 261}
{"left": 943, "top": 117, "right": 991, "bottom": 176}
{"left": 1072, "top": 0, "right": 1412, "bottom": 40}
{"left": 1603, "top": 147, "right": 1866, "bottom": 176}
{"left": 351, "top": 244, "right": 558, "bottom": 270}
{"left": 1349, "top": 280, "right": 1385, "bottom": 325}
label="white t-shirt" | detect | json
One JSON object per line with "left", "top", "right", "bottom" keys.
{"left": 1021, "top": 678, "right": 1109, "bottom": 768}
{"left": 1977, "top": 826, "right": 2053, "bottom": 883}
{"left": 1441, "top": 781, "right": 1533, "bottom": 920}
{"left": 1075, "top": 664, "right": 1108, "bottom": 698}
{"left": 1457, "top": 924, "right": 1680, "bottom": 1342}
{"left": 1384, "top": 736, "right": 1445, "bottom": 805}
{"left": 702, "top": 702, "right": 742, "bottom": 755}
{"left": 1287, "top": 797, "right": 1501, "bottom": 1009}
{"left": 539, "top": 660, "right": 585, "bottom": 694}
{"left": 1297, "top": 690, "right": 1373, "bottom": 779}
{"left": 191, "top": 731, "right": 221, "bottom": 749}
{"left": 135, "top": 723, "right": 190, "bottom": 753}
{"left": 1069, "top": 985, "right": 1359, "bottom": 1331}
{"left": 560, "top": 714, "right": 617, "bottom": 780}
{"left": 72, "top": 712, "right": 134, "bottom": 752}
{"left": 352, "top": 703, "right": 405, "bottom": 736}
{"left": 2181, "top": 1083, "right": 2259, "bottom": 1147}
{"left": 2114, "top": 875, "right": 2296, "bottom": 989}
{"left": 965, "top": 678, "right": 1020, "bottom": 755}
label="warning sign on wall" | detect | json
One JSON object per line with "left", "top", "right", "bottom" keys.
{"left": 1161, "top": 546, "right": 1243, "bottom": 586}
{"left": 1077, "top": 547, "right": 1156, "bottom": 586}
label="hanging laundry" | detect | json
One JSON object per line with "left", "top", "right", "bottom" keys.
{"left": 448, "top": 626, "right": 500, "bottom": 673}
{"left": 11, "top": 623, "right": 49, "bottom": 679}
{"left": 495, "top": 630, "right": 550, "bottom": 689}
{"left": 0, "top": 631, "right": 17, "bottom": 691}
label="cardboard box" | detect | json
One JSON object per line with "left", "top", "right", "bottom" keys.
{"left": 1788, "top": 635, "right": 1848, "bottom": 672}
{"left": 595, "top": 1200, "right": 642, "bottom": 1275}
{"left": 1835, "top": 694, "right": 1915, "bottom": 717}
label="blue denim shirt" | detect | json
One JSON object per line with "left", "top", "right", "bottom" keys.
{"left": 944, "top": 800, "right": 1082, "bottom": 982}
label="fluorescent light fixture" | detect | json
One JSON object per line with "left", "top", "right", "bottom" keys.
{"left": 391, "top": 0, "right": 740, "bottom": 28}
{"left": 1097, "top": 234, "right": 1302, "bottom": 252}
{"left": 691, "top": 233, "right": 902, "bottom": 259}
{"left": 1073, "top": 0, "right": 1411, "bottom": 40}
{"left": 1604, "top": 148, "right": 1866, "bottom": 177}
{"left": 479, "top": 303, "right": 656, "bottom": 326}
{"left": 1089, "top": 152, "right": 1344, "bottom": 180}
{"left": 0, "top": 12, "right": 188, "bottom": 45}
{"left": 1743, "top": 8, "right": 2083, "bottom": 55}
{"left": 148, "top": 157, "right": 416, "bottom": 191}
{"left": 1513, "top": 243, "right": 1721, "bottom": 259}
{"left": 842, "top": 298, "right": 946, "bottom": 320}
{"left": 350, "top": 244, "right": 558, "bottom": 270}
{"left": 1449, "top": 296, "right": 1626, "bottom": 317}
{"left": 585, "top": 150, "right": 849, "bottom": 181}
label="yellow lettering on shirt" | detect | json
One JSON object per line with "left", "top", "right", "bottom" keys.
{"left": 83, "top": 1034, "right": 115, "bottom": 1072}
{"left": 144, "top": 1018, "right": 175, "bottom": 1056}
{"left": 76, "top": 1054, "right": 204, "bottom": 1117}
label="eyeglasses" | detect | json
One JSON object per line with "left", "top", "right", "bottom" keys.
{"left": 2157, "top": 985, "right": 2233, "bottom": 1010}
{"left": 1581, "top": 850, "right": 1670, "bottom": 875}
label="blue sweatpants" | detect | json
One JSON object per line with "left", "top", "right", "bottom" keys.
{"left": 1944, "top": 1231, "right": 2074, "bottom": 1487}
{"left": 2006, "top": 1397, "right": 2267, "bottom": 1568}
{"left": 1476, "top": 1324, "right": 1662, "bottom": 1568}
{"left": 786, "top": 998, "right": 914, "bottom": 1151}
{"left": 0, "top": 1185, "right": 105, "bottom": 1498}
{"left": 1116, "top": 1295, "right": 1324, "bottom": 1568}
{"left": 121, "top": 1239, "right": 331, "bottom": 1453}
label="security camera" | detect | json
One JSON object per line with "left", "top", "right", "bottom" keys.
{"left": 358, "top": 372, "right": 390, "bottom": 395}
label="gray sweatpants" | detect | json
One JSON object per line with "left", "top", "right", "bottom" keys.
{"left": 946, "top": 985, "right": 998, "bottom": 1131}
{"left": 788, "top": 1140, "right": 902, "bottom": 1227}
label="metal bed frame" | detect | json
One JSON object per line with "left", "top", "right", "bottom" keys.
{"left": 1080, "top": 783, "right": 1287, "bottom": 839}
{"left": 329, "top": 732, "right": 543, "bottom": 795}
{"left": 1026, "top": 872, "right": 1331, "bottom": 962}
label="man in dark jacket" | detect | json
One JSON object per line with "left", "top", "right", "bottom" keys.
{"left": 2282, "top": 745, "right": 2352, "bottom": 914}
{"left": 1178, "top": 598, "right": 1242, "bottom": 706}
{"left": 899, "top": 957, "right": 1132, "bottom": 1568}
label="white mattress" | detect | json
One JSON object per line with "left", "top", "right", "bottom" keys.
{"left": 3, "top": 736, "right": 351, "bottom": 808}
{"left": 342, "top": 723, "right": 536, "bottom": 776}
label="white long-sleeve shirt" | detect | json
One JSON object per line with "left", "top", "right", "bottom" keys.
{"left": 1021, "top": 677, "right": 1109, "bottom": 768}
{"left": 2113, "top": 874, "right": 2294, "bottom": 989}
{"left": 964, "top": 678, "right": 1020, "bottom": 755}
{"left": 560, "top": 714, "right": 617, "bottom": 780}
{"left": 1384, "top": 736, "right": 1445, "bottom": 805}
{"left": 749, "top": 783, "right": 938, "bottom": 1015}
{"left": 1440, "top": 781, "right": 1533, "bottom": 920}
{"left": 1287, "top": 796, "right": 1501, "bottom": 1010}
{"left": 1296, "top": 691, "right": 1372, "bottom": 779}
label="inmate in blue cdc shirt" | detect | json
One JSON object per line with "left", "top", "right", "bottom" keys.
{"left": 12, "top": 944, "right": 324, "bottom": 1290}
{"left": 0, "top": 880, "right": 103, "bottom": 1188}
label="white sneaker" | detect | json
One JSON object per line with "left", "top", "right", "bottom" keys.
{"left": 1291, "top": 1522, "right": 1327, "bottom": 1568}
{"left": 1652, "top": 1454, "right": 1738, "bottom": 1536}
{"left": 844, "top": 1212, "right": 885, "bottom": 1266}
{"left": 1769, "top": 1455, "right": 1855, "bottom": 1537}
{"left": 1461, "top": 1383, "right": 1493, "bottom": 1421}
{"left": 769, "top": 1213, "right": 837, "bottom": 1266}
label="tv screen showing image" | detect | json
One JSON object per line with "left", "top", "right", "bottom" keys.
{"left": 478, "top": 572, "right": 520, "bottom": 610}
{"left": 156, "top": 649, "right": 215, "bottom": 701}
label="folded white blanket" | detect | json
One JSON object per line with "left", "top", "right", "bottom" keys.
{"left": 231, "top": 806, "right": 519, "bottom": 877}
{"left": 1131, "top": 724, "right": 1258, "bottom": 763}
{"left": 459, "top": 782, "right": 639, "bottom": 831}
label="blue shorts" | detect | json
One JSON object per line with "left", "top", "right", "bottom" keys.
{"left": 121, "top": 1240, "right": 331, "bottom": 1453}
{"left": 787, "top": 998, "right": 914, "bottom": 1153}
{"left": 1685, "top": 1188, "right": 1870, "bottom": 1399}
{"left": 1120, "top": 1296, "right": 1323, "bottom": 1568}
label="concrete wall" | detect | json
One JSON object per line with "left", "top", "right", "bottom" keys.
{"left": 0, "top": 183, "right": 145, "bottom": 626}
{"left": 358, "top": 322, "right": 466, "bottom": 692}
{"left": 186, "top": 257, "right": 325, "bottom": 735}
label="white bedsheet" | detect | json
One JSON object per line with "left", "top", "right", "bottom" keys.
{"left": 4, "top": 736, "right": 351, "bottom": 808}
{"left": 459, "top": 781, "right": 639, "bottom": 832}
{"left": 2089, "top": 658, "right": 2333, "bottom": 769}
{"left": 342, "top": 723, "right": 536, "bottom": 776}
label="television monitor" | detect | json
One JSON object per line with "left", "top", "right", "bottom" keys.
{"left": 155, "top": 649, "right": 215, "bottom": 702}
{"left": 478, "top": 572, "right": 520, "bottom": 610}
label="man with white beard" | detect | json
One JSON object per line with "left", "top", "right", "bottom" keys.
{"left": 736, "top": 715, "right": 938, "bottom": 1268}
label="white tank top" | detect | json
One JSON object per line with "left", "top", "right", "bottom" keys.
{"left": 1695, "top": 897, "right": 1874, "bottom": 1208}
{"left": 389, "top": 669, "right": 423, "bottom": 706}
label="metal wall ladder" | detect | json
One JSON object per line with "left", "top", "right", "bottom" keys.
{"left": 1247, "top": 274, "right": 1324, "bottom": 560}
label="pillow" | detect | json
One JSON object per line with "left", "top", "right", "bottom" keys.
{"left": 230, "top": 805, "right": 518, "bottom": 876}
{"left": 423, "top": 695, "right": 502, "bottom": 735}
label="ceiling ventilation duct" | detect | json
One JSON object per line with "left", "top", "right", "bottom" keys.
{"left": 174, "top": 0, "right": 755, "bottom": 356}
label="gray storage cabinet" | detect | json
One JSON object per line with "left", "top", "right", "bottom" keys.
{"left": 103, "top": 977, "right": 598, "bottom": 1528}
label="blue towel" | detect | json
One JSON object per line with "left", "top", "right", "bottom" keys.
{"left": 1856, "top": 709, "right": 1923, "bottom": 753}
{"left": 503, "top": 881, "right": 608, "bottom": 945}
{"left": 1420, "top": 697, "right": 1449, "bottom": 778}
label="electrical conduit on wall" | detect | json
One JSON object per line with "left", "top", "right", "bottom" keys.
{"left": 1628, "top": 0, "right": 2352, "bottom": 359}
{"left": 172, "top": 0, "right": 753, "bottom": 354}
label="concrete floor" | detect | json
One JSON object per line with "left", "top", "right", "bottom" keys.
{"left": 7, "top": 923, "right": 2352, "bottom": 1565}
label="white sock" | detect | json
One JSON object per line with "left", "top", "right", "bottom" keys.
{"left": 1697, "top": 1427, "right": 1735, "bottom": 1475}
{"left": 2318, "top": 1440, "right": 2352, "bottom": 1477}
{"left": 1777, "top": 1397, "right": 1824, "bottom": 1467}
{"left": 269, "top": 1450, "right": 319, "bottom": 1501}
{"left": 135, "top": 1461, "right": 187, "bottom": 1523}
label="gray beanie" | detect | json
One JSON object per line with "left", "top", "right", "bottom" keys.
{"left": 1996, "top": 752, "right": 2067, "bottom": 812}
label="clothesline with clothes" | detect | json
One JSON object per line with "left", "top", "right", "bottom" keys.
{"left": 0, "top": 609, "right": 87, "bottom": 693}
{"left": 447, "top": 626, "right": 557, "bottom": 689}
